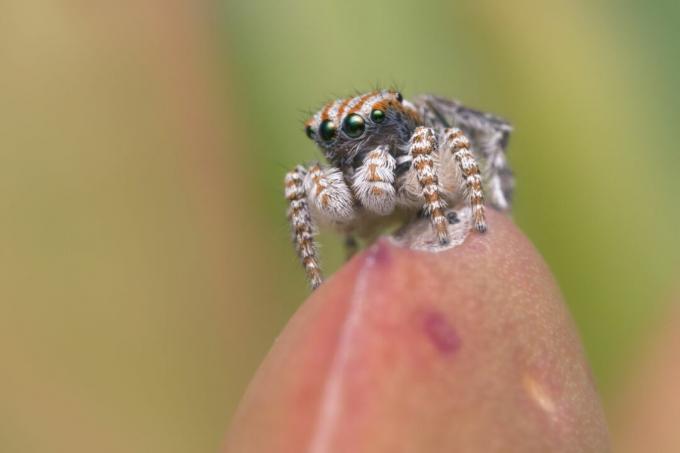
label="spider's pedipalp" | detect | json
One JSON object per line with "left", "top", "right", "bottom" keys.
{"left": 352, "top": 145, "right": 396, "bottom": 215}
{"left": 409, "top": 127, "right": 449, "bottom": 244}
{"left": 285, "top": 165, "right": 323, "bottom": 289}
{"left": 443, "top": 128, "right": 487, "bottom": 233}
{"left": 304, "top": 164, "right": 355, "bottom": 223}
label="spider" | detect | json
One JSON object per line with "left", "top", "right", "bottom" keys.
{"left": 285, "top": 90, "right": 513, "bottom": 289}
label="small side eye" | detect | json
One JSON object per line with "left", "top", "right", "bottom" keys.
{"left": 319, "top": 120, "right": 337, "bottom": 141}
{"left": 305, "top": 125, "right": 314, "bottom": 139}
{"left": 370, "top": 109, "right": 385, "bottom": 123}
{"left": 396, "top": 92, "right": 403, "bottom": 103}
{"left": 342, "top": 114, "right": 365, "bottom": 138}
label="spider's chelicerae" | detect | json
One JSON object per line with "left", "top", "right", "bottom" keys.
{"left": 285, "top": 90, "right": 513, "bottom": 289}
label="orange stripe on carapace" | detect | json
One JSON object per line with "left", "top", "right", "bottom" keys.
{"left": 370, "top": 100, "right": 389, "bottom": 112}
{"left": 348, "top": 91, "right": 379, "bottom": 115}
{"left": 336, "top": 96, "right": 354, "bottom": 121}
{"left": 371, "top": 97, "right": 422, "bottom": 123}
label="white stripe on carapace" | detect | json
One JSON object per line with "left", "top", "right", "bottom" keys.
{"left": 327, "top": 99, "right": 343, "bottom": 124}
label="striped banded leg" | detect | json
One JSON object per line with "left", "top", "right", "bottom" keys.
{"left": 352, "top": 145, "right": 396, "bottom": 215}
{"left": 443, "top": 128, "right": 487, "bottom": 233}
{"left": 409, "top": 127, "right": 449, "bottom": 244}
{"left": 304, "top": 164, "right": 355, "bottom": 223}
{"left": 284, "top": 165, "right": 322, "bottom": 289}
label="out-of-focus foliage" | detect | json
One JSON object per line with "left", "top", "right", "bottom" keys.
{"left": 0, "top": 0, "right": 678, "bottom": 452}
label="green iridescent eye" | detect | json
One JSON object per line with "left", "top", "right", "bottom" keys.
{"left": 319, "top": 120, "right": 337, "bottom": 141}
{"left": 342, "top": 114, "right": 365, "bottom": 138}
{"left": 305, "top": 125, "right": 314, "bottom": 139}
{"left": 370, "top": 109, "right": 385, "bottom": 123}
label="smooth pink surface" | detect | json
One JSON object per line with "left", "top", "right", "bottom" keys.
{"left": 225, "top": 211, "right": 610, "bottom": 452}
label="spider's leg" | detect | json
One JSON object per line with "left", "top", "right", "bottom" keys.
{"left": 442, "top": 128, "right": 487, "bottom": 233}
{"left": 412, "top": 94, "right": 513, "bottom": 210}
{"left": 284, "top": 165, "right": 323, "bottom": 289}
{"left": 351, "top": 144, "right": 396, "bottom": 216}
{"left": 409, "top": 127, "right": 449, "bottom": 245}
{"left": 453, "top": 108, "right": 513, "bottom": 211}
{"left": 485, "top": 154, "right": 512, "bottom": 211}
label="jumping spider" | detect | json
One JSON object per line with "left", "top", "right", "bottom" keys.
{"left": 285, "top": 90, "right": 513, "bottom": 289}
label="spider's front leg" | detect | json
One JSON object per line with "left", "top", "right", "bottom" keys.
{"left": 442, "top": 128, "right": 487, "bottom": 232}
{"left": 284, "top": 165, "right": 322, "bottom": 289}
{"left": 409, "top": 127, "right": 450, "bottom": 245}
{"left": 284, "top": 163, "right": 355, "bottom": 290}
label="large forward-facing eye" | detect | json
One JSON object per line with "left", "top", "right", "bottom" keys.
{"left": 342, "top": 114, "right": 365, "bottom": 138}
{"left": 319, "top": 120, "right": 337, "bottom": 141}
{"left": 370, "top": 109, "right": 385, "bottom": 123}
{"left": 305, "top": 125, "right": 314, "bottom": 139}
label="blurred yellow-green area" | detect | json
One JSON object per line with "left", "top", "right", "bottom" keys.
{"left": 1, "top": 0, "right": 678, "bottom": 451}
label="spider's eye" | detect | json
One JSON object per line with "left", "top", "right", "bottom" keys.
{"left": 342, "top": 114, "right": 365, "bottom": 138}
{"left": 319, "top": 120, "right": 337, "bottom": 141}
{"left": 370, "top": 109, "right": 385, "bottom": 123}
{"left": 396, "top": 92, "right": 403, "bottom": 103}
{"left": 305, "top": 125, "right": 314, "bottom": 139}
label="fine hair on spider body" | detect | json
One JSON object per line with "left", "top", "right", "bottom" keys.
{"left": 285, "top": 89, "right": 513, "bottom": 289}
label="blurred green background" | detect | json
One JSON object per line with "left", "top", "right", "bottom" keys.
{"left": 1, "top": 0, "right": 678, "bottom": 451}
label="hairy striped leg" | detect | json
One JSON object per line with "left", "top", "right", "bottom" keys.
{"left": 304, "top": 163, "right": 355, "bottom": 223}
{"left": 351, "top": 144, "right": 396, "bottom": 215}
{"left": 443, "top": 128, "right": 487, "bottom": 233}
{"left": 284, "top": 165, "right": 323, "bottom": 289}
{"left": 409, "top": 127, "right": 450, "bottom": 244}
{"left": 486, "top": 151, "right": 511, "bottom": 211}
{"left": 477, "top": 125, "right": 512, "bottom": 211}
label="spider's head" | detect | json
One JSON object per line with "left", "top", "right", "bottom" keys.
{"left": 304, "top": 90, "right": 420, "bottom": 165}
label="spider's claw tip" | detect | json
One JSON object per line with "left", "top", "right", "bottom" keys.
{"left": 310, "top": 278, "right": 323, "bottom": 290}
{"left": 475, "top": 223, "right": 488, "bottom": 234}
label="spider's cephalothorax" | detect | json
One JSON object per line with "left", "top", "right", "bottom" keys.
{"left": 286, "top": 89, "right": 513, "bottom": 289}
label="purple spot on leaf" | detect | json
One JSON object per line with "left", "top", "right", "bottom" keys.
{"left": 423, "top": 311, "right": 461, "bottom": 355}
